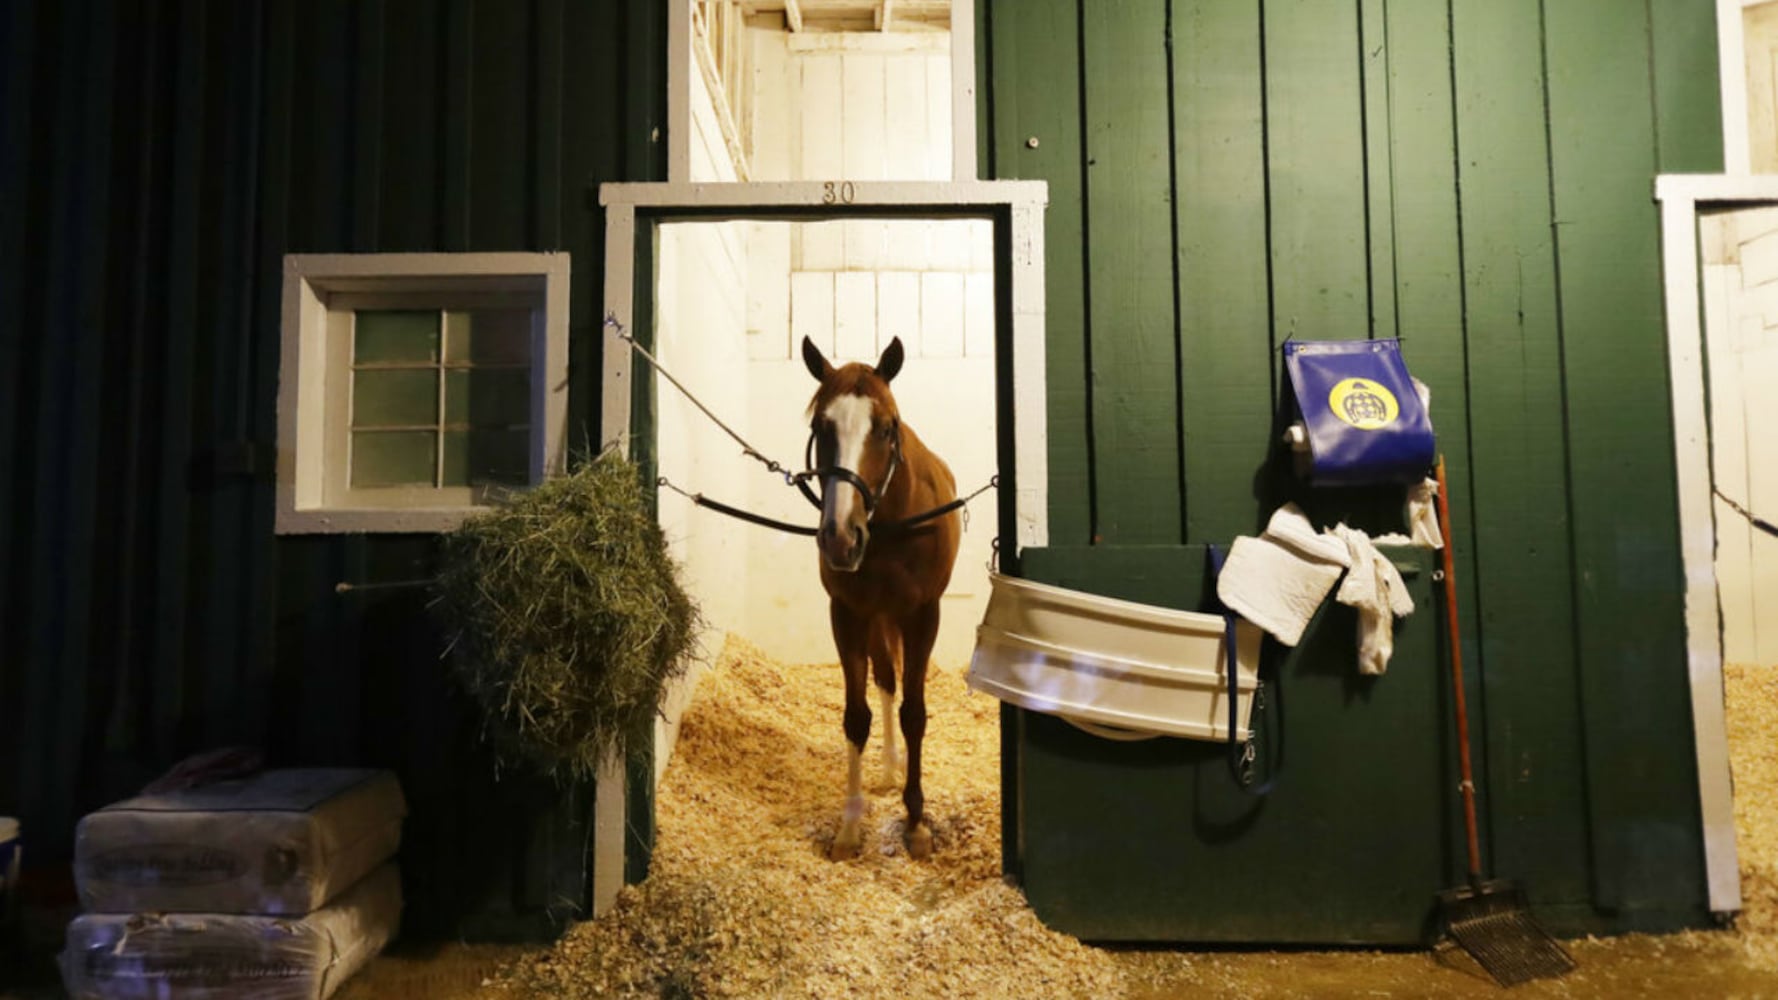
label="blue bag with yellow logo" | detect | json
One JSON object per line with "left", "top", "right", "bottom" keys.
{"left": 1283, "top": 339, "right": 1435, "bottom": 486}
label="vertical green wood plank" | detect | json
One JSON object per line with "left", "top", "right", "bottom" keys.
{"left": 146, "top": 0, "right": 207, "bottom": 766}
{"left": 1263, "top": 0, "right": 1368, "bottom": 342}
{"left": 1649, "top": 0, "right": 1723, "bottom": 174}
{"left": 377, "top": 0, "right": 439, "bottom": 249}
{"left": 533, "top": 0, "right": 564, "bottom": 249}
{"left": 233, "top": 0, "right": 278, "bottom": 747}
{"left": 29, "top": 0, "right": 116, "bottom": 846}
{"left": 565, "top": 0, "right": 623, "bottom": 456}
{"left": 988, "top": 0, "right": 1091, "bottom": 545}
{"left": 1083, "top": 0, "right": 1180, "bottom": 544}
{"left": 196, "top": 1, "right": 267, "bottom": 747}
{"left": 1450, "top": 0, "right": 1591, "bottom": 913}
{"left": 1264, "top": 0, "right": 1399, "bottom": 537}
{"left": 1379, "top": 0, "right": 1482, "bottom": 883}
{"left": 263, "top": 0, "right": 305, "bottom": 764}
{"left": 184, "top": 1, "right": 226, "bottom": 750}
{"left": 250, "top": 0, "right": 296, "bottom": 768}
{"left": 1545, "top": 0, "right": 1705, "bottom": 919}
{"left": 470, "top": 0, "right": 529, "bottom": 249}
{"left": 285, "top": 0, "right": 364, "bottom": 765}
{"left": 86, "top": 0, "right": 155, "bottom": 782}
{"left": 624, "top": 0, "right": 666, "bottom": 184}
{"left": 442, "top": 0, "right": 471, "bottom": 250}
{"left": 0, "top": 0, "right": 34, "bottom": 800}
{"left": 975, "top": 0, "right": 992, "bottom": 178}
{"left": 1360, "top": 0, "right": 1396, "bottom": 342}
{"left": 290, "top": 0, "right": 351, "bottom": 252}
{"left": 1173, "top": 0, "right": 1271, "bottom": 544}
{"left": 351, "top": 0, "right": 383, "bottom": 251}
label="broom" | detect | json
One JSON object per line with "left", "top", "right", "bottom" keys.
{"left": 1432, "top": 457, "right": 1576, "bottom": 986}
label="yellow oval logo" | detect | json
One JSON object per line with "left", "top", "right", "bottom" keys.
{"left": 1328, "top": 378, "right": 1399, "bottom": 430}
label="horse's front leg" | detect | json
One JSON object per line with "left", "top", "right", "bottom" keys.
{"left": 829, "top": 600, "right": 872, "bottom": 861}
{"left": 899, "top": 599, "right": 941, "bottom": 860}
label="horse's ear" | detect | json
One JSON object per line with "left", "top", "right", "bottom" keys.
{"left": 802, "top": 336, "right": 833, "bottom": 381}
{"left": 874, "top": 337, "right": 904, "bottom": 384}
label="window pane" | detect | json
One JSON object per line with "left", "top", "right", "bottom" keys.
{"left": 355, "top": 310, "right": 439, "bottom": 363}
{"left": 354, "top": 370, "right": 438, "bottom": 427}
{"left": 444, "top": 369, "right": 531, "bottom": 427}
{"left": 442, "top": 429, "right": 530, "bottom": 486}
{"left": 444, "top": 309, "right": 532, "bottom": 364}
{"left": 352, "top": 431, "right": 436, "bottom": 486}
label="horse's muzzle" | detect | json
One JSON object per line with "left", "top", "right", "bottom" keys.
{"left": 819, "top": 521, "right": 868, "bottom": 573}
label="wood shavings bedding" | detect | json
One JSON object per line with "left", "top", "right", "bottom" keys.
{"left": 1725, "top": 662, "right": 1778, "bottom": 969}
{"left": 490, "top": 635, "right": 1123, "bottom": 999}
{"left": 474, "top": 646, "right": 1778, "bottom": 999}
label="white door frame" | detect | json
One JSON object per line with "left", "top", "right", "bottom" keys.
{"left": 1653, "top": 172, "right": 1777, "bottom": 917}
{"left": 590, "top": 178, "right": 1048, "bottom": 915}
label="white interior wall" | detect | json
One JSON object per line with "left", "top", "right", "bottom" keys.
{"left": 1701, "top": 208, "right": 1778, "bottom": 667}
{"left": 653, "top": 54, "right": 749, "bottom": 781}
{"left": 736, "top": 24, "right": 996, "bottom": 669}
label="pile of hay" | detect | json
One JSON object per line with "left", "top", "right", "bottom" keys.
{"left": 434, "top": 453, "right": 699, "bottom": 781}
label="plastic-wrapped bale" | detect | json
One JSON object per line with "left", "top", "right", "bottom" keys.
{"left": 61, "top": 862, "right": 401, "bottom": 1000}
{"left": 75, "top": 769, "right": 404, "bottom": 916}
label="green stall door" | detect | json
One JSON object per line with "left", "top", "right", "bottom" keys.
{"left": 1010, "top": 544, "right": 1453, "bottom": 944}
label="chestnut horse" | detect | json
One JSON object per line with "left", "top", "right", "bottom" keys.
{"left": 802, "top": 335, "right": 960, "bottom": 860}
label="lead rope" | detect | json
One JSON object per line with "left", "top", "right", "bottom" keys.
{"left": 611, "top": 312, "right": 997, "bottom": 536}
{"left": 1715, "top": 487, "right": 1778, "bottom": 538}
{"left": 605, "top": 314, "right": 802, "bottom": 486}
{"left": 1209, "top": 543, "right": 1276, "bottom": 796}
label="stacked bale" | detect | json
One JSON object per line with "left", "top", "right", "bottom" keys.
{"left": 61, "top": 768, "right": 406, "bottom": 1000}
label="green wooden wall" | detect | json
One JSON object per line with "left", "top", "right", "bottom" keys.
{"left": 0, "top": 0, "right": 663, "bottom": 940}
{"left": 983, "top": 0, "right": 1723, "bottom": 936}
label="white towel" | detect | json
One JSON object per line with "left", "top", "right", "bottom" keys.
{"left": 1406, "top": 477, "right": 1443, "bottom": 549}
{"left": 1217, "top": 504, "right": 1349, "bottom": 647}
{"left": 1330, "top": 524, "right": 1416, "bottom": 675}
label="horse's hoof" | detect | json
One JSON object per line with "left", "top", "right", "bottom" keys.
{"left": 830, "top": 825, "right": 863, "bottom": 861}
{"left": 906, "top": 821, "right": 934, "bottom": 860}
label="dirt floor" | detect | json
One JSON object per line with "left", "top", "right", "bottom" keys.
{"left": 6, "top": 650, "right": 1775, "bottom": 998}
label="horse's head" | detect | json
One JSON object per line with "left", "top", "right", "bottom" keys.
{"left": 802, "top": 336, "right": 905, "bottom": 573}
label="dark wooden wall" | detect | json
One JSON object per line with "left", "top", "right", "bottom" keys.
{"left": 0, "top": 0, "right": 663, "bottom": 939}
{"left": 982, "top": 0, "right": 1724, "bottom": 935}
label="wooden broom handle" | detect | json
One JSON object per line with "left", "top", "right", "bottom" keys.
{"left": 1435, "top": 457, "right": 1485, "bottom": 882}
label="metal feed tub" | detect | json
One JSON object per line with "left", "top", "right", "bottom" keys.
{"left": 967, "top": 574, "right": 1263, "bottom": 742}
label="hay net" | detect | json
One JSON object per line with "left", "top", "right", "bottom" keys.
{"left": 434, "top": 452, "right": 700, "bottom": 781}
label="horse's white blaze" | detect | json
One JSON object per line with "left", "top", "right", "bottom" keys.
{"left": 821, "top": 393, "right": 874, "bottom": 531}
{"left": 879, "top": 687, "right": 900, "bottom": 777}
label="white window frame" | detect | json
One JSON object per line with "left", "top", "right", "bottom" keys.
{"left": 276, "top": 252, "right": 571, "bottom": 535}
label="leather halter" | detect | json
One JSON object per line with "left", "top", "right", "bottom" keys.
{"left": 795, "top": 419, "right": 902, "bottom": 519}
